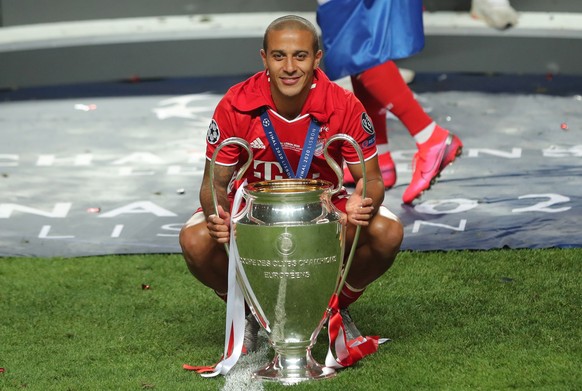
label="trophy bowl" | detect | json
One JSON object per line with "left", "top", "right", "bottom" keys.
{"left": 233, "top": 178, "right": 346, "bottom": 384}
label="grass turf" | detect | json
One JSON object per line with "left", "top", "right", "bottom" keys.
{"left": 0, "top": 249, "right": 580, "bottom": 390}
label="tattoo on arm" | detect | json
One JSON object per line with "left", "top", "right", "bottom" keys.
{"left": 200, "top": 161, "right": 236, "bottom": 217}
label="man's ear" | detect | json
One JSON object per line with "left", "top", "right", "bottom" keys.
{"left": 314, "top": 50, "right": 323, "bottom": 69}
{"left": 260, "top": 49, "right": 268, "bottom": 69}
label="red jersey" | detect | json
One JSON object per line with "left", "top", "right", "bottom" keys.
{"left": 205, "top": 69, "right": 377, "bottom": 197}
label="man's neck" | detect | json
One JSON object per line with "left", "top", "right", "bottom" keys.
{"left": 270, "top": 86, "right": 311, "bottom": 121}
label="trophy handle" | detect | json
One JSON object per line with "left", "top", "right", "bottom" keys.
{"left": 323, "top": 134, "right": 367, "bottom": 197}
{"left": 209, "top": 137, "right": 254, "bottom": 254}
{"left": 323, "top": 134, "right": 367, "bottom": 296}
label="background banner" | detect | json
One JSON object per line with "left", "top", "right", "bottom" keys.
{"left": 1, "top": 88, "right": 580, "bottom": 257}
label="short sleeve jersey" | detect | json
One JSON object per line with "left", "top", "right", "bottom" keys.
{"left": 205, "top": 69, "right": 377, "bottom": 198}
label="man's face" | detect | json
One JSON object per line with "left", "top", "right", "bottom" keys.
{"left": 261, "top": 28, "right": 322, "bottom": 100}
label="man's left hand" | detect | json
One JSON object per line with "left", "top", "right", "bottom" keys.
{"left": 342, "top": 179, "right": 374, "bottom": 226}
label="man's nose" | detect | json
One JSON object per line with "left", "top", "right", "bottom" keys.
{"left": 283, "top": 57, "right": 295, "bottom": 73}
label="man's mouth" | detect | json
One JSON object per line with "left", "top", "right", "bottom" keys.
{"left": 281, "top": 76, "right": 301, "bottom": 86}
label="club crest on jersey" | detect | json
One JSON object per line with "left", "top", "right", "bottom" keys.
{"left": 315, "top": 139, "right": 325, "bottom": 156}
{"left": 207, "top": 119, "right": 220, "bottom": 144}
{"left": 361, "top": 112, "right": 375, "bottom": 135}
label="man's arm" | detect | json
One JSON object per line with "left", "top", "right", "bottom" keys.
{"left": 348, "top": 155, "right": 385, "bottom": 209}
{"left": 199, "top": 160, "right": 236, "bottom": 243}
{"left": 199, "top": 160, "right": 236, "bottom": 218}
{"left": 345, "top": 155, "right": 385, "bottom": 226}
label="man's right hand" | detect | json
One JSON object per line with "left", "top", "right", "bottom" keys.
{"left": 206, "top": 205, "right": 231, "bottom": 244}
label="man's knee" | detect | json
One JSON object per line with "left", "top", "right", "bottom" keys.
{"left": 179, "top": 212, "right": 229, "bottom": 290}
{"left": 179, "top": 213, "right": 213, "bottom": 264}
{"left": 369, "top": 206, "right": 404, "bottom": 253}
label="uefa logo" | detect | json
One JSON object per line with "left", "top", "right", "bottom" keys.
{"left": 276, "top": 232, "right": 296, "bottom": 256}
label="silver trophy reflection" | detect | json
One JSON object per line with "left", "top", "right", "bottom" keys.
{"left": 209, "top": 135, "right": 366, "bottom": 384}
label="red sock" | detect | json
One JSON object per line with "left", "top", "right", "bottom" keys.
{"left": 338, "top": 283, "right": 366, "bottom": 309}
{"left": 351, "top": 75, "right": 388, "bottom": 144}
{"left": 353, "top": 60, "right": 433, "bottom": 137}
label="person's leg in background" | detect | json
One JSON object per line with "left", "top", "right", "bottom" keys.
{"left": 345, "top": 60, "right": 463, "bottom": 204}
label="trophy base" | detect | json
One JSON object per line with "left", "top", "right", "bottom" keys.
{"left": 252, "top": 351, "right": 336, "bottom": 385}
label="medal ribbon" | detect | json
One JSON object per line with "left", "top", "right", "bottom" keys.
{"left": 260, "top": 109, "right": 320, "bottom": 179}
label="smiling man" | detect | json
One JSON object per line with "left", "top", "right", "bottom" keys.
{"left": 179, "top": 15, "right": 403, "bottom": 356}
{"left": 259, "top": 18, "right": 322, "bottom": 119}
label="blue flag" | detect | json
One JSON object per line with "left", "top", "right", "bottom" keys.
{"left": 317, "top": 0, "right": 425, "bottom": 80}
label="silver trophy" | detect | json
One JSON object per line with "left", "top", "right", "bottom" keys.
{"left": 210, "top": 135, "right": 366, "bottom": 384}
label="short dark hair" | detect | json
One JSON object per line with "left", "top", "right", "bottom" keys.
{"left": 263, "top": 15, "right": 320, "bottom": 54}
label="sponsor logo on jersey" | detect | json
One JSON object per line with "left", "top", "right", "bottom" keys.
{"left": 206, "top": 119, "right": 220, "bottom": 144}
{"left": 362, "top": 134, "right": 376, "bottom": 148}
{"left": 250, "top": 137, "right": 266, "bottom": 149}
{"left": 361, "top": 112, "right": 375, "bottom": 135}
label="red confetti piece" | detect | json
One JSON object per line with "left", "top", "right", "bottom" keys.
{"left": 560, "top": 122, "right": 568, "bottom": 130}
{"left": 142, "top": 284, "right": 151, "bottom": 290}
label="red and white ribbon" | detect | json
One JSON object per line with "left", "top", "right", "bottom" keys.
{"left": 183, "top": 180, "right": 248, "bottom": 376}
{"left": 324, "top": 294, "right": 384, "bottom": 369}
